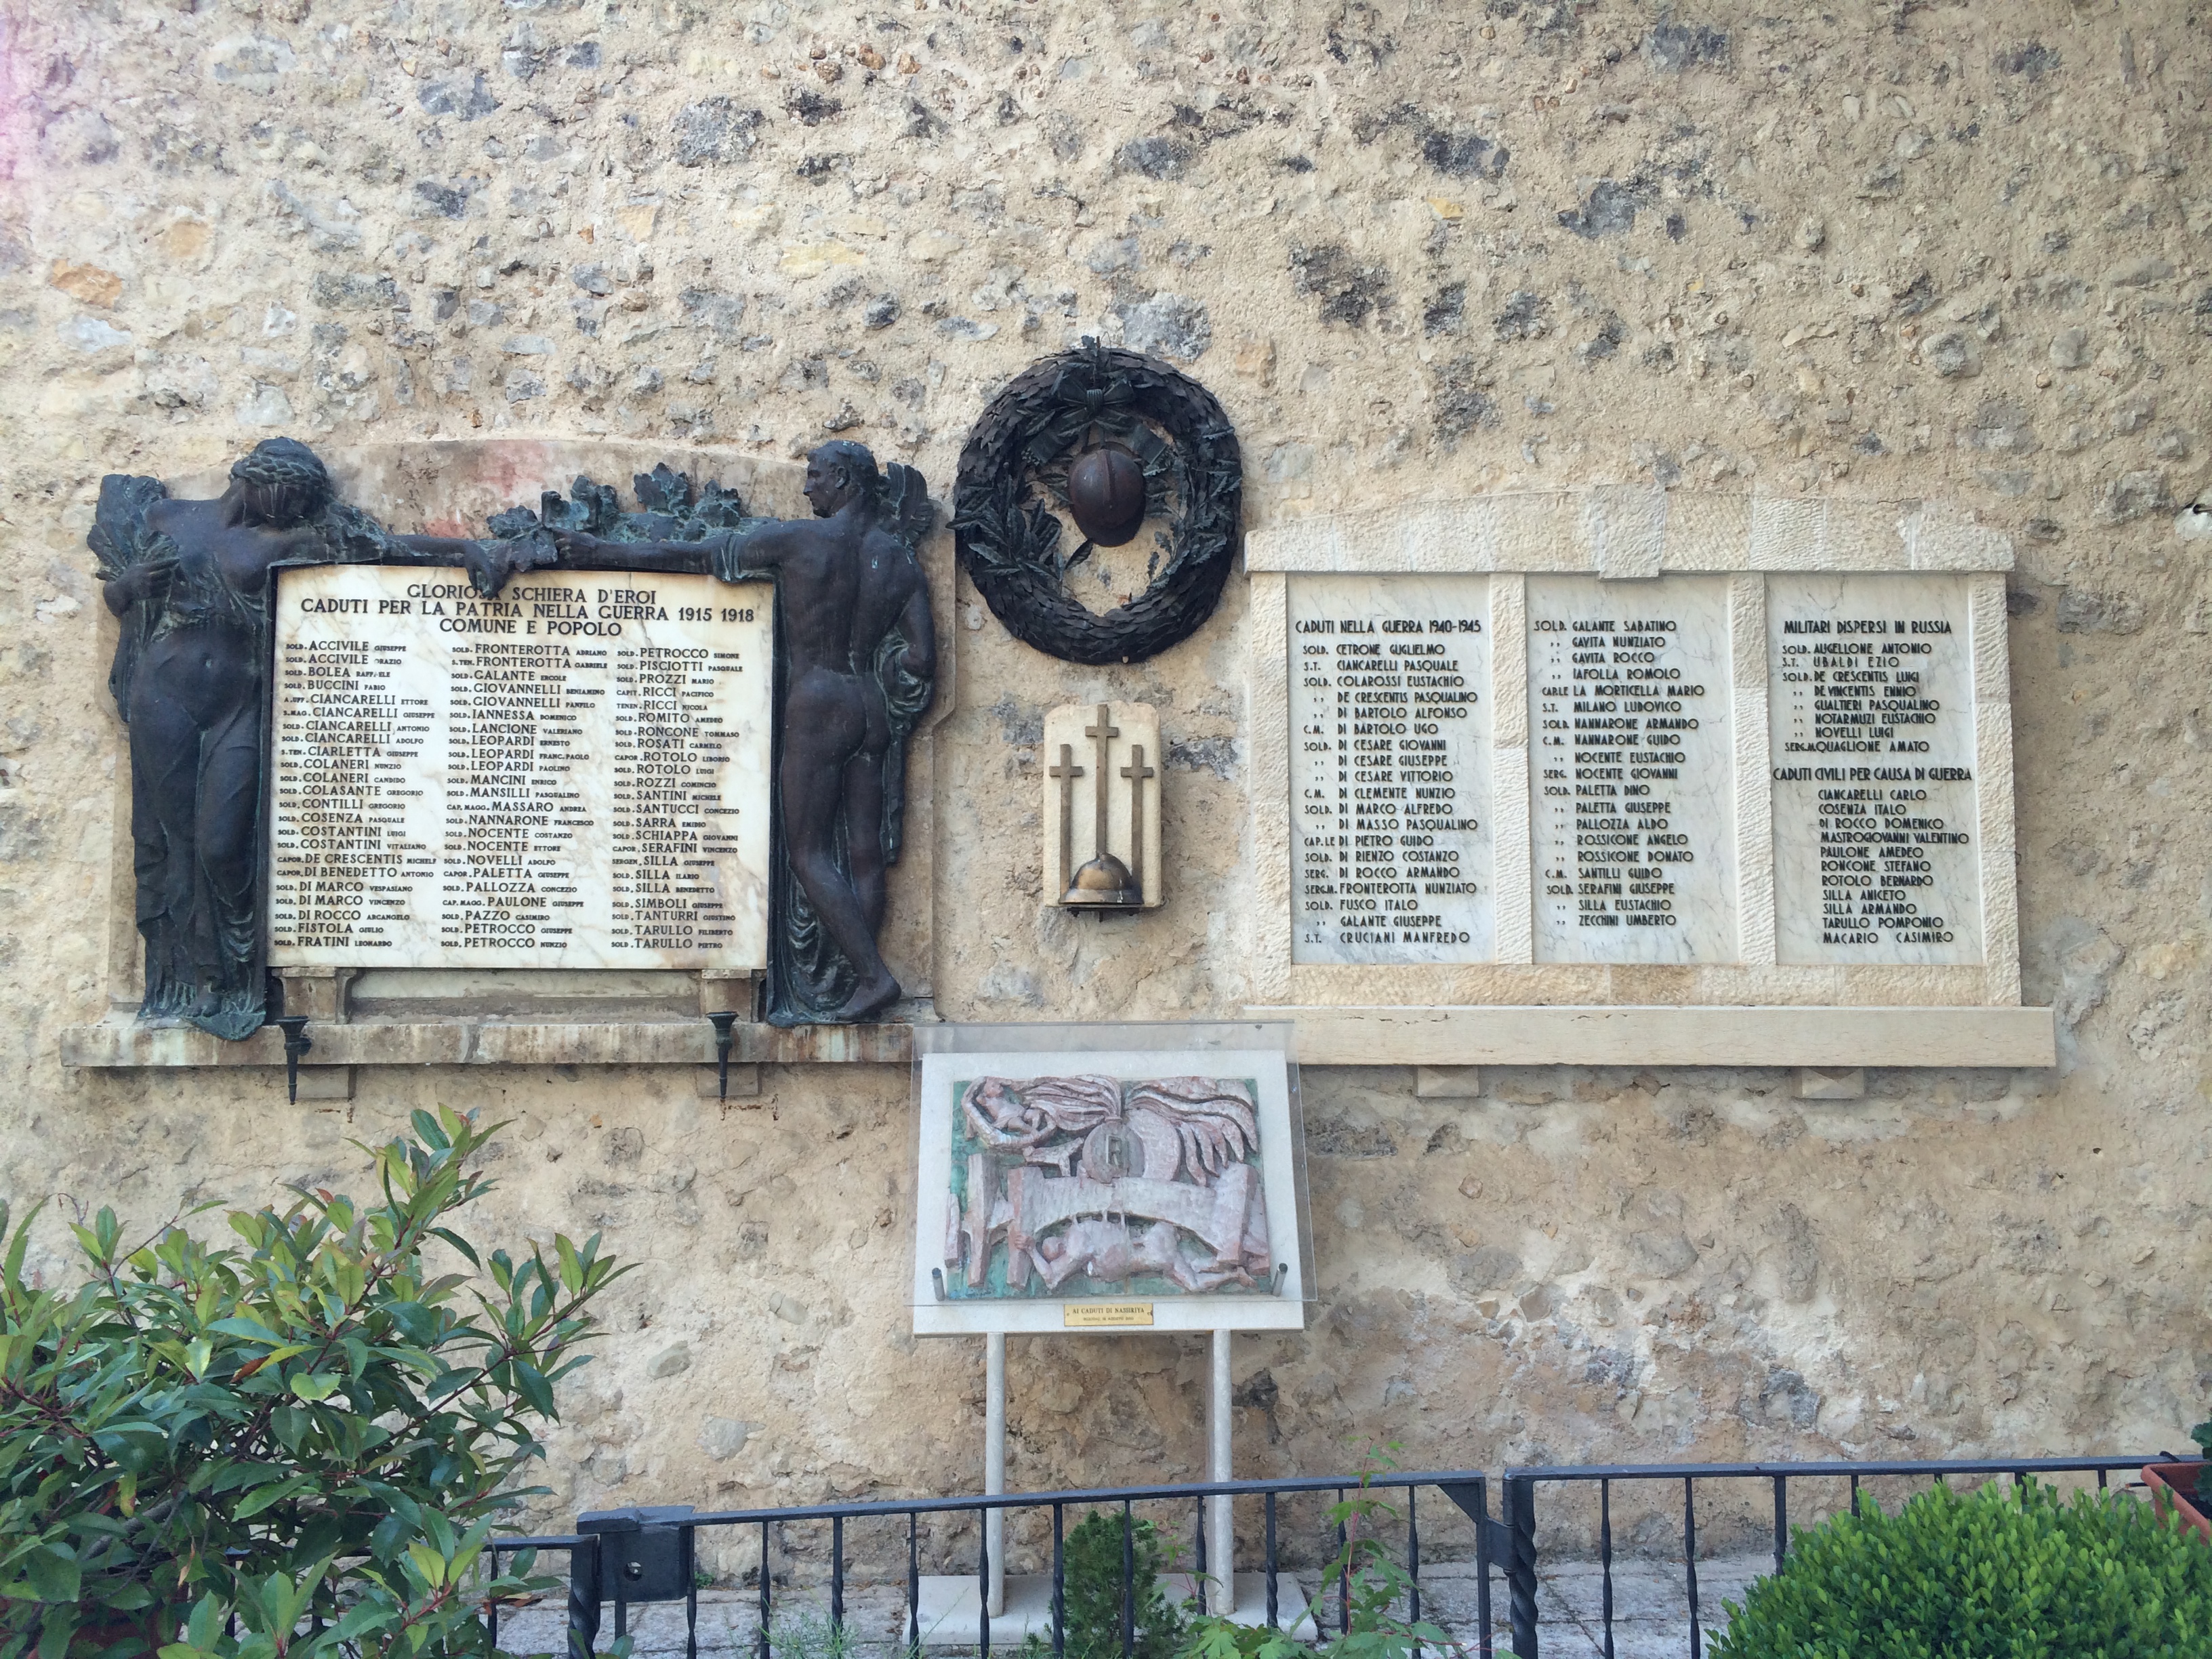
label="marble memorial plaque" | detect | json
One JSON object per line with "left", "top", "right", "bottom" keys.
{"left": 1768, "top": 574, "right": 1981, "bottom": 964}
{"left": 1288, "top": 574, "right": 1494, "bottom": 964}
{"left": 267, "top": 565, "right": 772, "bottom": 970}
{"left": 1528, "top": 575, "right": 1736, "bottom": 962}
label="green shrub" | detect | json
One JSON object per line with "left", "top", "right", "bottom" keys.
{"left": 0, "top": 1107, "right": 629, "bottom": 1659}
{"left": 1711, "top": 1477, "right": 2212, "bottom": 1659}
{"left": 1180, "top": 1450, "right": 1445, "bottom": 1659}
{"left": 1020, "top": 1512, "right": 1187, "bottom": 1659}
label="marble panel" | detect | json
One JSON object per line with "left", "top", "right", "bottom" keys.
{"left": 1528, "top": 575, "right": 1738, "bottom": 962}
{"left": 1286, "top": 574, "right": 1494, "bottom": 964}
{"left": 1767, "top": 573, "right": 1982, "bottom": 964}
{"left": 267, "top": 564, "right": 773, "bottom": 970}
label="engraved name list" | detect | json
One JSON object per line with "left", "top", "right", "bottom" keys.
{"left": 267, "top": 564, "right": 773, "bottom": 971}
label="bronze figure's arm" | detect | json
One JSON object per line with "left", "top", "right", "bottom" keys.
{"left": 550, "top": 525, "right": 779, "bottom": 581}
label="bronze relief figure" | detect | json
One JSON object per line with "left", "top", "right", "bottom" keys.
{"left": 552, "top": 441, "right": 936, "bottom": 1024}
{"left": 93, "top": 439, "right": 520, "bottom": 1038}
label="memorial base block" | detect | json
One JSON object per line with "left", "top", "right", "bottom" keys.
{"left": 908, "top": 1574, "right": 1315, "bottom": 1647}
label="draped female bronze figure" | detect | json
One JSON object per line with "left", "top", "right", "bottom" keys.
{"left": 94, "top": 438, "right": 512, "bottom": 1038}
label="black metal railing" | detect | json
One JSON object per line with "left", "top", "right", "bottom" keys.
{"left": 487, "top": 1453, "right": 2161, "bottom": 1659}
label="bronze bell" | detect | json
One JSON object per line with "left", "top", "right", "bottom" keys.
{"left": 1067, "top": 443, "right": 1147, "bottom": 547}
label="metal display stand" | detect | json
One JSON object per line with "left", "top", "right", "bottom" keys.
{"left": 907, "top": 1024, "right": 1317, "bottom": 1641}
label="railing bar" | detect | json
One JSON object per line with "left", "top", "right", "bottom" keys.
{"left": 831, "top": 1513, "right": 844, "bottom": 1639}
{"left": 490, "top": 1543, "right": 501, "bottom": 1656}
{"left": 1195, "top": 1493, "right": 1207, "bottom": 1610}
{"left": 1683, "top": 1477, "right": 1700, "bottom": 1659}
{"left": 1407, "top": 1484, "right": 1420, "bottom": 1658}
{"left": 2099, "top": 1467, "right": 2109, "bottom": 1490}
{"left": 1265, "top": 1490, "right": 1279, "bottom": 1630}
{"left": 1122, "top": 1498, "right": 1136, "bottom": 1659}
{"left": 569, "top": 1534, "right": 600, "bottom": 1659}
{"left": 1599, "top": 1477, "right": 1614, "bottom": 1659}
{"left": 980, "top": 1503, "right": 992, "bottom": 1659}
{"left": 1336, "top": 1488, "right": 1349, "bottom": 1639}
{"left": 1771, "top": 1475, "right": 1786, "bottom": 1578}
{"left": 758, "top": 1520, "right": 771, "bottom": 1659}
{"left": 1505, "top": 1476, "right": 1536, "bottom": 1659}
{"left": 1473, "top": 1476, "right": 1492, "bottom": 1659}
{"left": 577, "top": 1457, "right": 2152, "bottom": 1529}
{"left": 1053, "top": 1501, "right": 1067, "bottom": 1658}
{"left": 909, "top": 1510, "right": 920, "bottom": 1652}
{"left": 1849, "top": 1471, "right": 1860, "bottom": 1513}
{"left": 685, "top": 1523, "right": 699, "bottom": 1659}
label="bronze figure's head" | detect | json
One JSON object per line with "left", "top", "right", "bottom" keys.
{"left": 804, "top": 439, "right": 882, "bottom": 518}
{"left": 1066, "top": 442, "right": 1146, "bottom": 546}
{"left": 230, "top": 438, "right": 333, "bottom": 529}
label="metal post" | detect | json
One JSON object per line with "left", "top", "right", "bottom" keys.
{"left": 830, "top": 1515, "right": 844, "bottom": 1639}
{"left": 986, "top": 1332, "right": 1008, "bottom": 1618}
{"left": 569, "top": 1534, "right": 602, "bottom": 1659}
{"left": 1504, "top": 1475, "right": 1538, "bottom": 1659}
{"left": 1052, "top": 1502, "right": 1067, "bottom": 1658}
{"left": 1473, "top": 1478, "right": 1492, "bottom": 1659}
{"left": 1771, "top": 1476, "right": 1786, "bottom": 1577}
{"left": 1122, "top": 1500, "right": 1136, "bottom": 1659}
{"left": 1264, "top": 1491, "right": 1279, "bottom": 1630}
{"left": 979, "top": 1504, "right": 992, "bottom": 1659}
{"left": 684, "top": 1525, "right": 699, "bottom": 1659}
{"left": 1207, "top": 1328, "right": 1233, "bottom": 1615}
{"left": 1598, "top": 1479, "right": 1614, "bottom": 1659}
{"left": 1407, "top": 1486, "right": 1420, "bottom": 1658}
{"left": 1683, "top": 1477, "right": 1701, "bottom": 1659}
{"left": 757, "top": 1521, "right": 771, "bottom": 1659}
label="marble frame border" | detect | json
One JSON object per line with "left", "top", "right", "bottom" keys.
{"left": 1242, "top": 490, "right": 2024, "bottom": 1019}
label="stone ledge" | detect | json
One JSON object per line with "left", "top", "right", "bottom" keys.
{"left": 1244, "top": 1005, "right": 2057, "bottom": 1069}
{"left": 1246, "top": 489, "right": 2014, "bottom": 575}
{"left": 64, "top": 1007, "right": 2057, "bottom": 1071}
{"left": 59, "top": 1016, "right": 917, "bottom": 1069}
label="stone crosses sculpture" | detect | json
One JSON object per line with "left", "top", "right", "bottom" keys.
{"left": 91, "top": 438, "right": 527, "bottom": 1039}
{"left": 552, "top": 441, "right": 936, "bottom": 1024}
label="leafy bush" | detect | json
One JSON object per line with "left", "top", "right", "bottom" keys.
{"left": 1180, "top": 1452, "right": 1449, "bottom": 1659}
{"left": 1020, "top": 1512, "right": 1187, "bottom": 1659}
{"left": 1711, "top": 1477, "right": 2212, "bottom": 1659}
{"left": 0, "top": 1107, "right": 628, "bottom": 1659}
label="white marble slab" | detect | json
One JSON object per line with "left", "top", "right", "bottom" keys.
{"left": 1286, "top": 575, "right": 1494, "bottom": 964}
{"left": 1527, "top": 576, "right": 1736, "bottom": 962}
{"left": 1767, "top": 573, "right": 1982, "bottom": 964}
{"left": 266, "top": 565, "right": 773, "bottom": 970}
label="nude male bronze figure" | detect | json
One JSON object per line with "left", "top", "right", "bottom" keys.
{"left": 554, "top": 441, "right": 935, "bottom": 1023}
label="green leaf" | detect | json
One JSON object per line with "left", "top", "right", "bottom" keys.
{"left": 289, "top": 1373, "right": 340, "bottom": 1403}
{"left": 21, "top": 1546, "right": 80, "bottom": 1604}
{"left": 232, "top": 1476, "right": 311, "bottom": 1519}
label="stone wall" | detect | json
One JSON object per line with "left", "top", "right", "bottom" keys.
{"left": 3, "top": 0, "right": 2210, "bottom": 1561}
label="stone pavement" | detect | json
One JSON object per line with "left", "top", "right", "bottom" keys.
{"left": 493, "top": 1553, "right": 1773, "bottom": 1658}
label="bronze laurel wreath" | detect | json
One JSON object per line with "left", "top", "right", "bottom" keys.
{"left": 953, "top": 340, "right": 1242, "bottom": 665}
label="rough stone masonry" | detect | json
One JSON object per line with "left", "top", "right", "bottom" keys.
{"left": 2, "top": 0, "right": 2211, "bottom": 1573}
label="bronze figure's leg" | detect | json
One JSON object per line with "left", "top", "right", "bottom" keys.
{"left": 125, "top": 685, "right": 201, "bottom": 1016}
{"left": 195, "top": 699, "right": 264, "bottom": 1012}
{"left": 780, "top": 668, "right": 901, "bottom": 1021}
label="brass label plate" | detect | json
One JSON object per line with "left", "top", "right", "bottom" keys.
{"left": 1063, "top": 1301, "right": 1155, "bottom": 1328}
